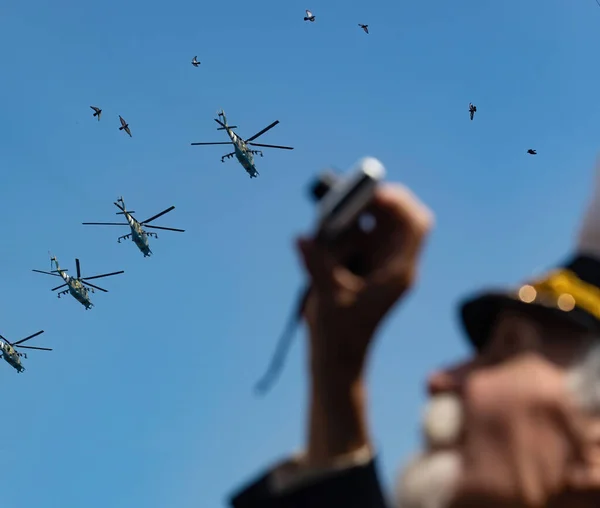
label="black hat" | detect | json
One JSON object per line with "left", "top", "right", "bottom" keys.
{"left": 460, "top": 164, "right": 600, "bottom": 350}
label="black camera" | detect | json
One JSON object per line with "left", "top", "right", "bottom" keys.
{"left": 254, "top": 157, "right": 386, "bottom": 395}
{"left": 309, "top": 157, "right": 386, "bottom": 243}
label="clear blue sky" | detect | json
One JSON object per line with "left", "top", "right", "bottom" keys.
{"left": 1, "top": 0, "right": 599, "bottom": 506}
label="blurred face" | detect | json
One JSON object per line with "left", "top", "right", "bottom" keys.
{"left": 396, "top": 309, "right": 600, "bottom": 508}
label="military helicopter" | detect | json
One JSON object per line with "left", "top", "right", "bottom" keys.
{"left": 0, "top": 330, "right": 50, "bottom": 373}
{"left": 33, "top": 255, "right": 124, "bottom": 310}
{"left": 82, "top": 197, "right": 185, "bottom": 257}
{"left": 190, "top": 110, "right": 293, "bottom": 178}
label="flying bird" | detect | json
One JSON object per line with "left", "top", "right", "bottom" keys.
{"left": 359, "top": 24, "right": 369, "bottom": 34}
{"left": 191, "top": 56, "right": 200, "bottom": 67}
{"left": 119, "top": 115, "right": 132, "bottom": 137}
{"left": 469, "top": 103, "right": 477, "bottom": 121}
{"left": 527, "top": 149, "right": 537, "bottom": 155}
{"left": 304, "top": 10, "right": 315, "bottom": 22}
{"left": 90, "top": 106, "right": 102, "bottom": 121}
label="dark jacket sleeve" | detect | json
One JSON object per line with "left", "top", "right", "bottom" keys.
{"left": 229, "top": 458, "right": 389, "bottom": 508}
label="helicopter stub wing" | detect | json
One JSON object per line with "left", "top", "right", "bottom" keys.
{"left": 83, "top": 281, "right": 108, "bottom": 293}
{"left": 51, "top": 283, "right": 68, "bottom": 291}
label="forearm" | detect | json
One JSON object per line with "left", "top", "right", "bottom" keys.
{"left": 306, "top": 368, "right": 372, "bottom": 467}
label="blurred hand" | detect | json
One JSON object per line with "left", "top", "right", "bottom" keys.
{"left": 297, "top": 183, "right": 434, "bottom": 384}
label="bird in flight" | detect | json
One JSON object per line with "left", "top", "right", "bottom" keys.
{"left": 90, "top": 106, "right": 102, "bottom": 121}
{"left": 191, "top": 56, "right": 200, "bottom": 67}
{"left": 119, "top": 115, "right": 132, "bottom": 137}
{"left": 527, "top": 149, "right": 537, "bottom": 155}
{"left": 469, "top": 103, "right": 477, "bottom": 121}
{"left": 304, "top": 9, "right": 315, "bottom": 22}
{"left": 359, "top": 24, "right": 369, "bottom": 34}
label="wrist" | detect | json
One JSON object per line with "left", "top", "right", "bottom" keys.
{"left": 308, "top": 331, "right": 375, "bottom": 385}
{"left": 306, "top": 374, "right": 371, "bottom": 467}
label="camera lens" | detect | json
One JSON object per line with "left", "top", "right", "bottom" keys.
{"left": 309, "top": 171, "right": 338, "bottom": 202}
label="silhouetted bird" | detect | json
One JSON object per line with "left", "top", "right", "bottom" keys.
{"left": 119, "top": 115, "right": 132, "bottom": 137}
{"left": 304, "top": 10, "right": 315, "bottom": 21}
{"left": 90, "top": 106, "right": 102, "bottom": 121}
{"left": 469, "top": 103, "right": 477, "bottom": 121}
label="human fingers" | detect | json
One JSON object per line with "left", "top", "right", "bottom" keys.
{"left": 368, "top": 184, "right": 434, "bottom": 237}
{"left": 296, "top": 237, "right": 364, "bottom": 294}
{"left": 365, "top": 192, "right": 433, "bottom": 294}
{"left": 360, "top": 184, "right": 434, "bottom": 278}
{"left": 312, "top": 184, "right": 433, "bottom": 276}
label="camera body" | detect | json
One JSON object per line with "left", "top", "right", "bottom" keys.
{"left": 310, "top": 157, "right": 386, "bottom": 243}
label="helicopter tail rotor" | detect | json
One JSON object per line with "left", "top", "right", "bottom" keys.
{"left": 48, "top": 253, "right": 64, "bottom": 274}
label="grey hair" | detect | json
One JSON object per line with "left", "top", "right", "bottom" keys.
{"left": 566, "top": 338, "right": 600, "bottom": 414}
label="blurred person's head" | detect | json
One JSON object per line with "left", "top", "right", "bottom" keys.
{"left": 395, "top": 163, "right": 600, "bottom": 508}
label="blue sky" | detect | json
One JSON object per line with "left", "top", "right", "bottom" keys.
{"left": 1, "top": 0, "right": 599, "bottom": 506}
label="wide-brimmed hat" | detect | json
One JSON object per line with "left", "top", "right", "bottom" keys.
{"left": 460, "top": 162, "right": 600, "bottom": 350}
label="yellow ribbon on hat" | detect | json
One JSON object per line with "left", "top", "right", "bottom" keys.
{"left": 518, "top": 269, "right": 600, "bottom": 318}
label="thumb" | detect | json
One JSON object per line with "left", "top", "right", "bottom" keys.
{"left": 296, "top": 237, "right": 362, "bottom": 294}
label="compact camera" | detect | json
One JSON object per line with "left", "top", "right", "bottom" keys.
{"left": 310, "top": 157, "right": 386, "bottom": 243}
{"left": 254, "top": 157, "right": 386, "bottom": 395}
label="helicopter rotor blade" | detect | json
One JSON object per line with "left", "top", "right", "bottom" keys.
{"left": 82, "top": 222, "right": 129, "bottom": 226}
{"left": 81, "top": 270, "right": 124, "bottom": 281}
{"left": 248, "top": 142, "right": 294, "bottom": 150}
{"left": 213, "top": 118, "right": 238, "bottom": 130}
{"left": 190, "top": 142, "right": 233, "bottom": 146}
{"left": 144, "top": 225, "right": 185, "bottom": 232}
{"left": 32, "top": 269, "right": 61, "bottom": 277}
{"left": 245, "top": 121, "right": 279, "bottom": 143}
{"left": 13, "top": 330, "right": 44, "bottom": 345}
{"left": 51, "top": 283, "right": 68, "bottom": 291}
{"left": 141, "top": 206, "right": 175, "bottom": 225}
{"left": 0, "top": 334, "right": 11, "bottom": 345}
{"left": 83, "top": 281, "right": 108, "bottom": 292}
{"left": 17, "top": 345, "right": 52, "bottom": 351}
{"left": 75, "top": 259, "right": 81, "bottom": 279}
{"left": 114, "top": 201, "right": 126, "bottom": 212}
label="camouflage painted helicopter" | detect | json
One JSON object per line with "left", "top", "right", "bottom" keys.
{"left": 0, "top": 330, "right": 50, "bottom": 373}
{"left": 33, "top": 255, "right": 124, "bottom": 310}
{"left": 82, "top": 197, "right": 185, "bottom": 257}
{"left": 190, "top": 110, "right": 293, "bottom": 178}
